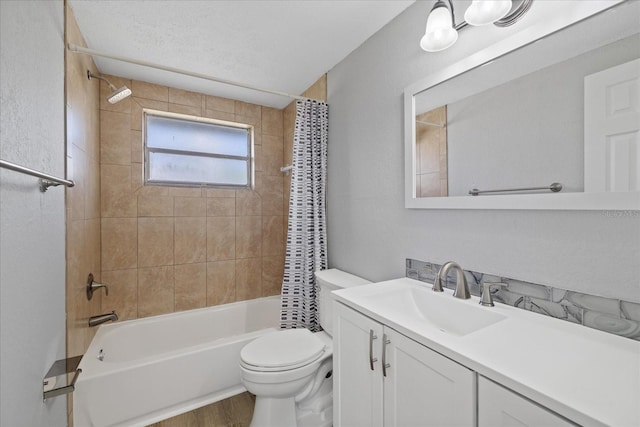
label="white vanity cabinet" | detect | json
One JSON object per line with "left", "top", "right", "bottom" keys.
{"left": 332, "top": 278, "right": 640, "bottom": 426}
{"left": 333, "top": 301, "right": 383, "bottom": 427}
{"left": 333, "top": 302, "right": 476, "bottom": 427}
{"left": 478, "top": 377, "right": 576, "bottom": 427}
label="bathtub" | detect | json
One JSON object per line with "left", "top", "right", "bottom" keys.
{"left": 74, "top": 296, "right": 281, "bottom": 427}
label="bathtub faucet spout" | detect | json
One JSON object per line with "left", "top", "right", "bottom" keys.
{"left": 88, "top": 311, "right": 118, "bottom": 327}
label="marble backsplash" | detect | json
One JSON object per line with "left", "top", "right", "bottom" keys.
{"left": 406, "top": 259, "right": 640, "bottom": 341}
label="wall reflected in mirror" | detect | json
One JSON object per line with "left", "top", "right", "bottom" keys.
{"left": 415, "top": 106, "right": 448, "bottom": 197}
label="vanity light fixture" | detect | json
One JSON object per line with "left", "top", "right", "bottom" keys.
{"left": 420, "top": 0, "right": 459, "bottom": 52}
{"left": 464, "top": 0, "right": 512, "bottom": 26}
{"left": 420, "top": 0, "right": 534, "bottom": 52}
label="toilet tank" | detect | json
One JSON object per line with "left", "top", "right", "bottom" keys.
{"left": 315, "top": 269, "right": 371, "bottom": 336}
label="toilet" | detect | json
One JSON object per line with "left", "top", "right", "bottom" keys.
{"left": 240, "top": 269, "right": 371, "bottom": 427}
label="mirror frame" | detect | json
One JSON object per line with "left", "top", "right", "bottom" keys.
{"left": 404, "top": 0, "right": 639, "bottom": 210}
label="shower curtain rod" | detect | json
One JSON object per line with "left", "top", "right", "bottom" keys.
{"left": 67, "top": 44, "right": 315, "bottom": 102}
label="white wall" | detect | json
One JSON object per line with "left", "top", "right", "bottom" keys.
{"left": 0, "top": 1, "right": 67, "bottom": 425}
{"left": 326, "top": 1, "right": 640, "bottom": 302}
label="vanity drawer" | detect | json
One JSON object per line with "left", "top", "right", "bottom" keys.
{"left": 478, "top": 376, "right": 576, "bottom": 427}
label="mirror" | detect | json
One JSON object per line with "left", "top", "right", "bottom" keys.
{"left": 404, "top": 0, "right": 639, "bottom": 210}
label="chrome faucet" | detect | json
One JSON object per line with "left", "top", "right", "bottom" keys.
{"left": 433, "top": 261, "right": 471, "bottom": 299}
{"left": 88, "top": 311, "right": 118, "bottom": 327}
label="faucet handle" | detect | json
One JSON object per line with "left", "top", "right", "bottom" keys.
{"left": 480, "top": 282, "right": 507, "bottom": 307}
{"left": 86, "top": 273, "right": 109, "bottom": 300}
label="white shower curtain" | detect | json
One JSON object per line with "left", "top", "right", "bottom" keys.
{"left": 280, "top": 99, "right": 328, "bottom": 331}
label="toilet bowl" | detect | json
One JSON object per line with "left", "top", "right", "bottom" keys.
{"left": 239, "top": 269, "right": 371, "bottom": 427}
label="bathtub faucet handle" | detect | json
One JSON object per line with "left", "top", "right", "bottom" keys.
{"left": 87, "top": 273, "right": 109, "bottom": 300}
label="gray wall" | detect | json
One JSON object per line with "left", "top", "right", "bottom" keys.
{"left": 0, "top": 1, "right": 67, "bottom": 425}
{"left": 326, "top": 1, "right": 640, "bottom": 302}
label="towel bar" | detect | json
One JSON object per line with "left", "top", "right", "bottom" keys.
{"left": 469, "top": 182, "right": 562, "bottom": 196}
{"left": 0, "top": 159, "right": 75, "bottom": 192}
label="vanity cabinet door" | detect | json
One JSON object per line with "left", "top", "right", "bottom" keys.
{"left": 478, "top": 376, "right": 576, "bottom": 427}
{"left": 383, "top": 327, "right": 476, "bottom": 426}
{"left": 333, "top": 302, "right": 384, "bottom": 427}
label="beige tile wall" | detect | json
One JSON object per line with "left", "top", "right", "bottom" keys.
{"left": 98, "top": 77, "right": 289, "bottom": 320}
{"left": 65, "top": 2, "right": 101, "bottom": 362}
{"left": 65, "top": 4, "right": 101, "bottom": 425}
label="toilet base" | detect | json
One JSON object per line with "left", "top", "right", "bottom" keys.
{"left": 297, "top": 388, "right": 333, "bottom": 427}
{"left": 248, "top": 369, "right": 333, "bottom": 427}
{"left": 250, "top": 396, "right": 297, "bottom": 427}
{"left": 249, "top": 392, "right": 333, "bottom": 427}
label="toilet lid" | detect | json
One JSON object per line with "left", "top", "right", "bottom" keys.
{"left": 240, "top": 329, "right": 326, "bottom": 371}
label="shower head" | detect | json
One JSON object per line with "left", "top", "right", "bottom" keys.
{"left": 87, "top": 70, "right": 132, "bottom": 104}
{"left": 107, "top": 86, "right": 132, "bottom": 104}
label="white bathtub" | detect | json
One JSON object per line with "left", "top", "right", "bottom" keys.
{"left": 74, "top": 296, "right": 281, "bottom": 427}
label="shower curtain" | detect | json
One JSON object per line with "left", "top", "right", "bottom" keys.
{"left": 280, "top": 99, "right": 328, "bottom": 331}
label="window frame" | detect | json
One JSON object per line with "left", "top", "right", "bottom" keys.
{"left": 142, "top": 109, "right": 254, "bottom": 189}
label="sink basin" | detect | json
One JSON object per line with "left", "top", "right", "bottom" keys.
{"left": 361, "top": 285, "right": 506, "bottom": 336}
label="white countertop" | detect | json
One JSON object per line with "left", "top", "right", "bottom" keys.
{"left": 332, "top": 278, "right": 640, "bottom": 427}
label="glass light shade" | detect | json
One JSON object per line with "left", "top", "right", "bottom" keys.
{"left": 464, "top": 0, "right": 512, "bottom": 26}
{"left": 420, "top": 6, "right": 458, "bottom": 52}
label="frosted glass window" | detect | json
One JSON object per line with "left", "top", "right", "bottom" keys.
{"left": 148, "top": 153, "right": 248, "bottom": 186}
{"left": 146, "top": 115, "right": 248, "bottom": 157}
{"left": 144, "top": 110, "right": 252, "bottom": 188}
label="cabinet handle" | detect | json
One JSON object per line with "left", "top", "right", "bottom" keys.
{"left": 382, "top": 334, "right": 391, "bottom": 377}
{"left": 369, "top": 329, "right": 378, "bottom": 371}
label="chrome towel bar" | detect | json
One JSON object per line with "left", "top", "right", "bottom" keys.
{"left": 0, "top": 159, "right": 75, "bottom": 192}
{"left": 469, "top": 182, "right": 562, "bottom": 196}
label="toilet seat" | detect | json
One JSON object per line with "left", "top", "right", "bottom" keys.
{"left": 240, "top": 329, "right": 326, "bottom": 372}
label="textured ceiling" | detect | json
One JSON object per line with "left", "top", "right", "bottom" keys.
{"left": 68, "top": 0, "right": 415, "bottom": 108}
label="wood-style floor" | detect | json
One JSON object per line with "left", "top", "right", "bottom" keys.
{"left": 148, "top": 392, "right": 255, "bottom": 427}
